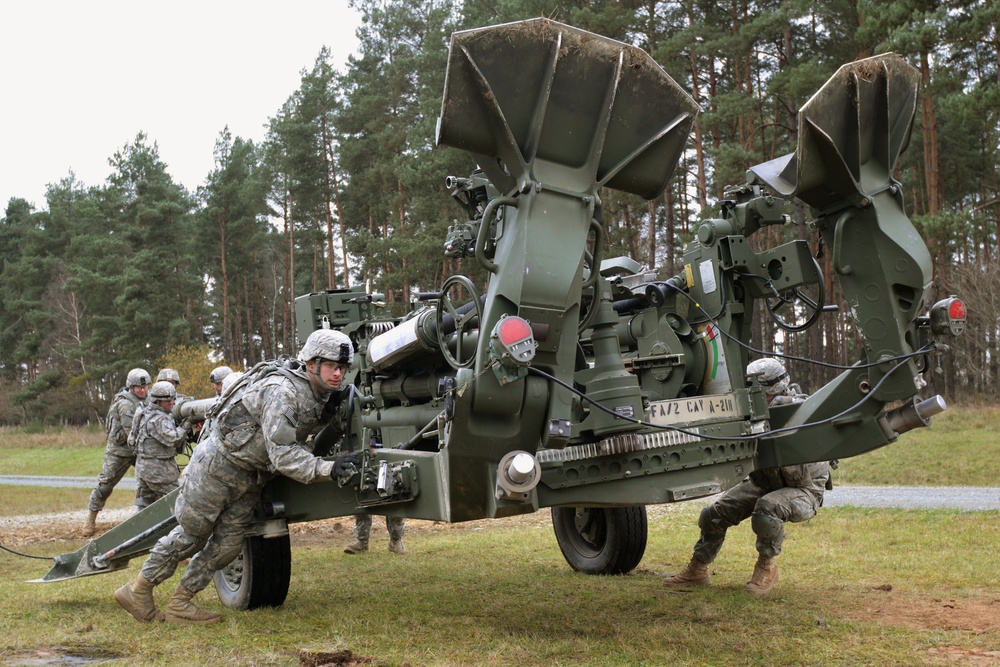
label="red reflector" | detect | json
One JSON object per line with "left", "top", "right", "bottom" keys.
{"left": 499, "top": 317, "right": 532, "bottom": 346}
{"left": 948, "top": 299, "right": 966, "bottom": 320}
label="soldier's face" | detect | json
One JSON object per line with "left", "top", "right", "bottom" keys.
{"left": 313, "top": 360, "right": 348, "bottom": 392}
{"left": 133, "top": 385, "right": 148, "bottom": 399}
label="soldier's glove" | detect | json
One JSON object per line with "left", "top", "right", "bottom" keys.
{"left": 331, "top": 452, "right": 360, "bottom": 481}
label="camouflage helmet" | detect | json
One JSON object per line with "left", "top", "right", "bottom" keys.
{"left": 747, "top": 358, "right": 790, "bottom": 396}
{"left": 209, "top": 366, "right": 234, "bottom": 384}
{"left": 156, "top": 368, "right": 181, "bottom": 385}
{"left": 126, "top": 368, "right": 151, "bottom": 388}
{"left": 298, "top": 329, "right": 354, "bottom": 366}
{"left": 149, "top": 380, "right": 177, "bottom": 402}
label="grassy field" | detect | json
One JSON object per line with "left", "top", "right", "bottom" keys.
{"left": 0, "top": 406, "right": 997, "bottom": 665}
{"left": 0, "top": 505, "right": 997, "bottom": 666}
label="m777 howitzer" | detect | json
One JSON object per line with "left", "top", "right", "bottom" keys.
{"left": 38, "top": 19, "right": 966, "bottom": 610}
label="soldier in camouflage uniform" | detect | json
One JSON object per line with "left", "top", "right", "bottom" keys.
{"left": 663, "top": 358, "right": 829, "bottom": 595}
{"left": 344, "top": 512, "right": 406, "bottom": 555}
{"left": 114, "top": 329, "right": 360, "bottom": 624}
{"left": 131, "top": 369, "right": 193, "bottom": 508}
{"left": 209, "top": 366, "right": 233, "bottom": 396}
{"left": 134, "top": 381, "right": 191, "bottom": 503}
{"left": 83, "top": 368, "right": 150, "bottom": 537}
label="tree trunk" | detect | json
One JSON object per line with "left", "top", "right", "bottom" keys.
{"left": 920, "top": 49, "right": 940, "bottom": 215}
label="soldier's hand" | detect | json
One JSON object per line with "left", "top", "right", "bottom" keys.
{"left": 331, "top": 452, "right": 360, "bottom": 480}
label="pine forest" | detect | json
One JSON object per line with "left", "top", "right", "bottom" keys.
{"left": 1, "top": 0, "right": 997, "bottom": 424}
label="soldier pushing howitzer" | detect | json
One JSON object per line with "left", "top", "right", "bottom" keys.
{"left": 114, "top": 329, "right": 361, "bottom": 623}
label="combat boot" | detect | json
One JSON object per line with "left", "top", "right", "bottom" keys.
{"left": 82, "top": 510, "right": 99, "bottom": 537}
{"left": 344, "top": 540, "right": 369, "bottom": 554}
{"left": 388, "top": 539, "right": 407, "bottom": 555}
{"left": 114, "top": 574, "right": 164, "bottom": 623}
{"left": 662, "top": 557, "right": 711, "bottom": 586}
{"left": 164, "top": 585, "right": 222, "bottom": 624}
{"left": 745, "top": 556, "right": 779, "bottom": 595}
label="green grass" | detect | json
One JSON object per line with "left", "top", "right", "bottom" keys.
{"left": 0, "top": 486, "right": 135, "bottom": 517}
{"left": 0, "top": 409, "right": 997, "bottom": 665}
{"left": 1, "top": 505, "right": 997, "bottom": 666}
{"left": 834, "top": 404, "right": 1000, "bottom": 486}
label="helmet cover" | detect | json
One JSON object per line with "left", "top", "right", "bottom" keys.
{"left": 149, "top": 380, "right": 178, "bottom": 401}
{"left": 298, "top": 329, "right": 354, "bottom": 366}
{"left": 126, "top": 368, "right": 151, "bottom": 388}
{"left": 746, "top": 358, "right": 790, "bottom": 396}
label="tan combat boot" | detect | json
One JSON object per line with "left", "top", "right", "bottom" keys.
{"left": 745, "top": 556, "right": 779, "bottom": 595}
{"left": 662, "top": 558, "right": 711, "bottom": 586}
{"left": 82, "top": 510, "right": 99, "bottom": 538}
{"left": 344, "top": 540, "right": 368, "bottom": 554}
{"left": 114, "top": 574, "right": 164, "bottom": 623}
{"left": 164, "top": 585, "right": 222, "bottom": 624}
{"left": 387, "top": 539, "right": 407, "bottom": 555}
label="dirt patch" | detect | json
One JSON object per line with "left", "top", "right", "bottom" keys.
{"left": 297, "top": 649, "right": 413, "bottom": 667}
{"left": 0, "top": 508, "right": 558, "bottom": 552}
{"left": 849, "top": 592, "right": 1000, "bottom": 634}
{"left": 0, "top": 510, "right": 134, "bottom": 547}
{"left": 924, "top": 646, "right": 1000, "bottom": 667}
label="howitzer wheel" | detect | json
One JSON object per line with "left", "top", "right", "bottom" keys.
{"left": 214, "top": 534, "right": 291, "bottom": 610}
{"left": 551, "top": 506, "right": 647, "bottom": 575}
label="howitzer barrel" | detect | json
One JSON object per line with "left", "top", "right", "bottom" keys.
{"left": 173, "top": 397, "right": 217, "bottom": 422}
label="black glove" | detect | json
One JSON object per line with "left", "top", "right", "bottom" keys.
{"left": 331, "top": 452, "right": 360, "bottom": 480}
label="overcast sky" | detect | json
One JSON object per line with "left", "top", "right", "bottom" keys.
{"left": 0, "top": 0, "right": 362, "bottom": 212}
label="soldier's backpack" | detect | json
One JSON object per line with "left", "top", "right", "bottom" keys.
{"left": 127, "top": 404, "right": 151, "bottom": 453}
{"left": 203, "top": 356, "right": 307, "bottom": 426}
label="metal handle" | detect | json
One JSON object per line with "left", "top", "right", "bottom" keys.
{"left": 476, "top": 196, "right": 518, "bottom": 274}
{"left": 832, "top": 210, "right": 854, "bottom": 275}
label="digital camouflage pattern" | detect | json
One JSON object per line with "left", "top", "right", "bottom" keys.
{"left": 135, "top": 404, "right": 189, "bottom": 503}
{"left": 693, "top": 460, "right": 828, "bottom": 561}
{"left": 88, "top": 388, "right": 147, "bottom": 512}
{"left": 688, "top": 389, "right": 828, "bottom": 562}
{"left": 353, "top": 513, "right": 405, "bottom": 543}
{"left": 139, "top": 363, "right": 342, "bottom": 593}
{"left": 105, "top": 389, "right": 145, "bottom": 456}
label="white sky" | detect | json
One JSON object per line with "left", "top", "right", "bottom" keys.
{"left": 0, "top": 0, "right": 362, "bottom": 212}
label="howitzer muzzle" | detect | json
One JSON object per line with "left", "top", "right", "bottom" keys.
{"left": 883, "top": 395, "right": 946, "bottom": 436}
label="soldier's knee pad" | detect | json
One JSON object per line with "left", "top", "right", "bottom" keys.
{"left": 750, "top": 512, "right": 784, "bottom": 540}
{"left": 698, "top": 505, "right": 728, "bottom": 535}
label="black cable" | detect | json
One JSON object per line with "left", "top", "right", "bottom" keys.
{"left": 527, "top": 347, "right": 927, "bottom": 442}
{"left": 651, "top": 279, "right": 943, "bottom": 370}
{"left": 0, "top": 542, "right": 53, "bottom": 560}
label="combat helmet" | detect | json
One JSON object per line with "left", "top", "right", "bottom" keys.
{"left": 126, "top": 368, "right": 151, "bottom": 388}
{"left": 747, "top": 358, "right": 790, "bottom": 397}
{"left": 209, "top": 366, "right": 233, "bottom": 384}
{"left": 298, "top": 329, "right": 354, "bottom": 366}
{"left": 149, "top": 380, "right": 177, "bottom": 402}
{"left": 156, "top": 368, "right": 181, "bottom": 385}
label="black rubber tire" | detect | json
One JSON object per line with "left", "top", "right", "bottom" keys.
{"left": 551, "top": 506, "right": 648, "bottom": 575}
{"left": 213, "top": 534, "right": 291, "bottom": 610}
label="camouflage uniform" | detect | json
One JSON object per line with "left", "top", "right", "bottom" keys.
{"left": 352, "top": 513, "right": 406, "bottom": 543}
{"left": 139, "top": 364, "right": 341, "bottom": 595}
{"left": 664, "top": 358, "right": 827, "bottom": 594}
{"left": 89, "top": 388, "right": 146, "bottom": 512}
{"left": 692, "top": 461, "right": 828, "bottom": 562}
{"left": 135, "top": 403, "right": 189, "bottom": 503}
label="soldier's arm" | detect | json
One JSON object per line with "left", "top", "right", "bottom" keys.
{"left": 258, "top": 384, "right": 335, "bottom": 483}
